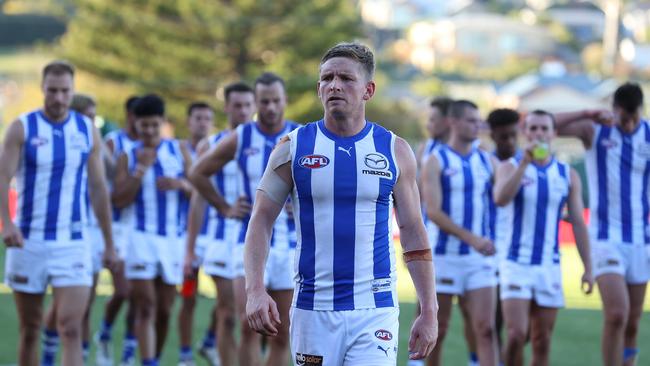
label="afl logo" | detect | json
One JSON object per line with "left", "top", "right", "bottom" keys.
{"left": 375, "top": 329, "right": 393, "bottom": 341}
{"left": 299, "top": 155, "right": 330, "bottom": 169}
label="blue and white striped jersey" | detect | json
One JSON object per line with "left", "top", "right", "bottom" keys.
{"left": 125, "top": 139, "right": 187, "bottom": 237}
{"left": 499, "top": 157, "right": 570, "bottom": 266}
{"left": 586, "top": 122, "right": 650, "bottom": 245}
{"left": 429, "top": 145, "right": 493, "bottom": 258}
{"left": 491, "top": 149, "right": 523, "bottom": 261}
{"left": 289, "top": 120, "right": 399, "bottom": 311}
{"left": 234, "top": 121, "right": 299, "bottom": 249}
{"left": 15, "top": 110, "right": 94, "bottom": 241}
{"left": 105, "top": 129, "right": 138, "bottom": 224}
{"left": 199, "top": 131, "right": 241, "bottom": 243}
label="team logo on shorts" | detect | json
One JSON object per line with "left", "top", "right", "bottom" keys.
{"left": 375, "top": 329, "right": 393, "bottom": 341}
{"left": 295, "top": 353, "right": 323, "bottom": 366}
{"left": 9, "top": 274, "right": 29, "bottom": 285}
{"left": 299, "top": 155, "right": 330, "bottom": 169}
{"left": 362, "top": 153, "right": 393, "bottom": 179}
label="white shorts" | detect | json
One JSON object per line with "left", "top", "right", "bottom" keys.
{"left": 112, "top": 223, "right": 131, "bottom": 260}
{"left": 290, "top": 307, "right": 399, "bottom": 366}
{"left": 202, "top": 236, "right": 235, "bottom": 280}
{"left": 499, "top": 261, "right": 564, "bottom": 308}
{"left": 433, "top": 255, "right": 497, "bottom": 295}
{"left": 87, "top": 225, "right": 105, "bottom": 274}
{"left": 191, "top": 235, "right": 206, "bottom": 267}
{"left": 264, "top": 247, "right": 295, "bottom": 291}
{"left": 4, "top": 238, "right": 93, "bottom": 293}
{"left": 124, "top": 230, "right": 184, "bottom": 285}
{"left": 591, "top": 240, "right": 650, "bottom": 284}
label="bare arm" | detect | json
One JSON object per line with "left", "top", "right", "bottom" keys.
{"left": 421, "top": 153, "right": 494, "bottom": 254}
{"left": 244, "top": 139, "right": 293, "bottom": 337}
{"left": 392, "top": 137, "right": 438, "bottom": 360}
{"left": 0, "top": 120, "right": 24, "bottom": 247}
{"left": 87, "top": 126, "right": 116, "bottom": 255}
{"left": 177, "top": 142, "right": 194, "bottom": 197}
{"left": 493, "top": 158, "right": 528, "bottom": 206}
{"left": 189, "top": 132, "right": 238, "bottom": 215}
{"left": 111, "top": 153, "right": 145, "bottom": 209}
{"left": 394, "top": 138, "right": 436, "bottom": 312}
{"left": 554, "top": 110, "right": 599, "bottom": 149}
{"left": 183, "top": 138, "right": 212, "bottom": 275}
{"left": 567, "top": 168, "right": 593, "bottom": 294}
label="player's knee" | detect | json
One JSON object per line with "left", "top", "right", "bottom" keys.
{"left": 218, "top": 308, "right": 236, "bottom": 333}
{"left": 474, "top": 318, "right": 496, "bottom": 340}
{"left": 135, "top": 299, "right": 156, "bottom": 321}
{"left": 437, "top": 319, "right": 451, "bottom": 338}
{"left": 19, "top": 321, "right": 41, "bottom": 345}
{"left": 506, "top": 326, "right": 527, "bottom": 346}
{"left": 269, "top": 331, "right": 290, "bottom": 349}
{"left": 624, "top": 319, "right": 640, "bottom": 339}
{"left": 57, "top": 315, "right": 82, "bottom": 341}
{"left": 530, "top": 333, "right": 551, "bottom": 357}
{"left": 605, "top": 307, "right": 629, "bottom": 328}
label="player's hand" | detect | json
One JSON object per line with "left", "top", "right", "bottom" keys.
{"left": 1, "top": 222, "right": 23, "bottom": 248}
{"left": 102, "top": 246, "right": 120, "bottom": 273}
{"left": 468, "top": 235, "right": 495, "bottom": 256}
{"left": 246, "top": 289, "right": 280, "bottom": 337}
{"left": 585, "top": 109, "right": 614, "bottom": 126}
{"left": 225, "top": 196, "right": 252, "bottom": 219}
{"left": 183, "top": 251, "right": 197, "bottom": 278}
{"left": 581, "top": 270, "right": 594, "bottom": 294}
{"left": 136, "top": 147, "right": 157, "bottom": 167}
{"left": 156, "top": 177, "right": 183, "bottom": 191}
{"left": 408, "top": 309, "right": 438, "bottom": 360}
{"left": 522, "top": 141, "right": 537, "bottom": 165}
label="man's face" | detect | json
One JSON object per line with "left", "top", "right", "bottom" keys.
{"left": 187, "top": 107, "right": 213, "bottom": 140}
{"left": 42, "top": 73, "right": 74, "bottom": 120}
{"left": 427, "top": 106, "right": 448, "bottom": 140}
{"left": 451, "top": 107, "right": 481, "bottom": 142}
{"left": 523, "top": 114, "right": 555, "bottom": 143}
{"left": 135, "top": 115, "right": 163, "bottom": 145}
{"left": 318, "top": 57, "right": 374, "bottom": 120}
{"left": 613, "top": 105, "right": 640, "bottom": 132}
{"left": 255, "top": 81, "right": 286, "bottom": 128}
{"left": 81, "top": 105, "right": 96, "bottom": 121}
{"left": 225, "top": 91, "right": 255, "bottom": 126}
{"left": 490, "top": 123, "right": 518, "bottom": 159}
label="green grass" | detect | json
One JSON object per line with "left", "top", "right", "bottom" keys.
{"left": 0, "top": 293, "right": 648, "bottom": 365}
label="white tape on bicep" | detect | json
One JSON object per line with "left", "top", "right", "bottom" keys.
{"left": 257, "top": 140, "right": 292, "bottom": 204}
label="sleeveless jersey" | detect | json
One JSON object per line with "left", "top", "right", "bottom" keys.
{"left": 585, "top": 122, "right": 650, "bottom": 244}
{"left": 429, "top": 145, "right": 493, "bottom": 258}
{"left": 499, "top": 157, "right": 570, "bottom": 266}
{"left": 289, "top": 120, "right": 399, "bottom": 311}
{"left": 15, "top": 110, "right": 94, "bottom": 241}
{"left": 234, "top": 121, "right": 299, "bottom": 249}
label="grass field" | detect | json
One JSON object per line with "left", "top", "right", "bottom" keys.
{"left": 0, "top": 244, "right": 649, "bottom": 365}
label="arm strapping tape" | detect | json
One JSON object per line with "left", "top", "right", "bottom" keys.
{"left": 257, "top": 139, "right": 292, "bottom": 204}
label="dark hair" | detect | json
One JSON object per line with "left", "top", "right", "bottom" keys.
{"left": 224, "top": 82, "right": 254, "bottom": 102}
{"left": 187, "top": 102, "right": 213, "bottom": 116}
{"left": 255, "top": 72, "right": 285, "bottom": 89}
{"left": 528, "top": 109, "right": 556, "bottom": 127}
{"left": 133, "top": 94, "right": 165, "bottom": 117}
{"left": 125, "top": 96, "right": 140, "bottom": 112}
{"left": 487, "top": 108, "right": 520, "bottom": 129}
{"left": 42, "top": 60, "right": 75, "bottom": 79}
{"left": 613, "top": 82, "right": 643, "bottom": 114}
{"left": 448, "top": 100, "right": 478, "bottom": 119}
{"left": 321, "top": 42, "right": 375, "bottom": 79}
{"left": 430, "top": 97, "right": 453, "bottom": 117}
{"left": 70, "top": 94, "right": 96, "bottom": 113}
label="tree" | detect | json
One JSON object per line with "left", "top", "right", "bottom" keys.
{"left": 59, "top": 0, "right": 361, "bottom": 133}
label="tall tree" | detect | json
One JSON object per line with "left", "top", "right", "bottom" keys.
{"left": 60, "top": 0, "right": 362, "bottom": 131}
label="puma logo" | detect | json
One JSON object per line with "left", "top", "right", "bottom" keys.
{"left": 377, "top": 345, "right": 389, "bottom": 357}
{"left": 338, "top": 146, "right": 353, "bottom": 157}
